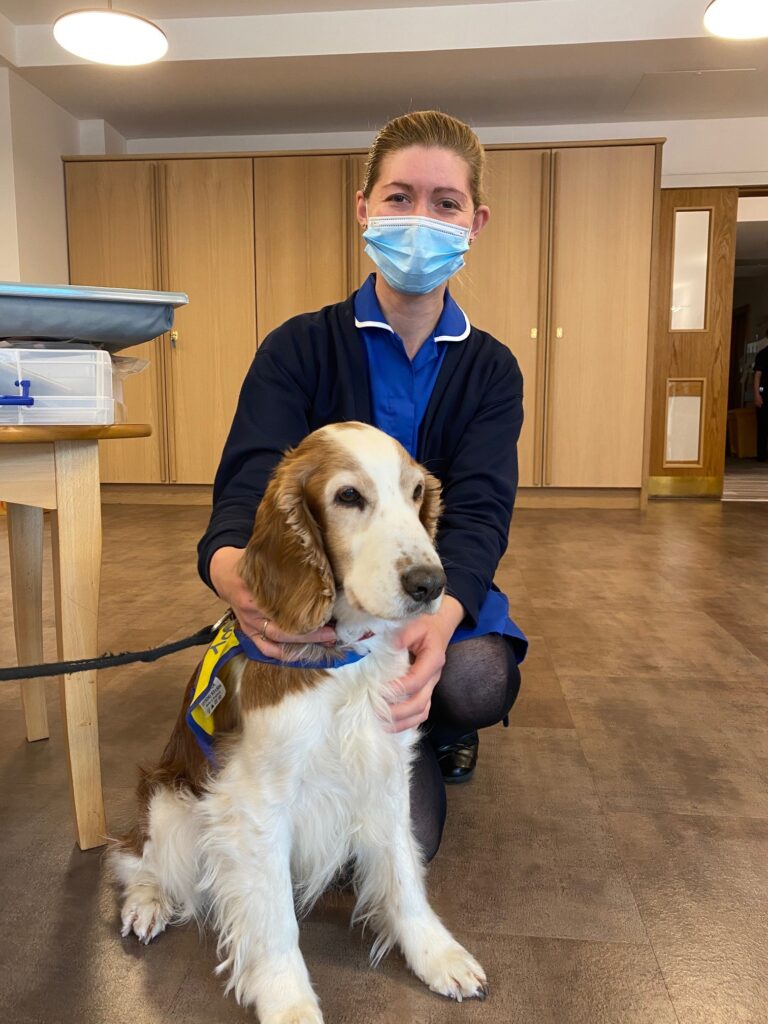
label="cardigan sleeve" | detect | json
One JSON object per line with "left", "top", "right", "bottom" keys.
{"left": 196, "top": 323, "right": 317, "bottom": 590}
{"left": 436, "top": 345, "right": 524, "bottom": 626}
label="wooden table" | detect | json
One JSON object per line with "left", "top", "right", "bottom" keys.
{"left": 1, "top": 424, "right": 151, "bottom": 850}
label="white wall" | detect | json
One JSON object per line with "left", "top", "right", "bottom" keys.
{"left": 8, "top": 70, "right": 79, "bottom": 284}
{"left": 0, "top": 69, "right": 20, "bottom": 282}
{"left": 126, "top": 114, "right": 768, "bottom": 190}
{"left": 80, "top": 118, "right": 127, "bottom": 156}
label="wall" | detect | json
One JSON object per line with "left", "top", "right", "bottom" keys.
{"left": 8, "top": 70, "right": 79, "bottom": 284}
{"left": 0, "top": 69, "right": 20, "bottom": 281}
{"left": 127, "top": 114, "right": 768, "bottom": 190}
{"left": 80, "top": 118, "right": 127, "bottom": 156}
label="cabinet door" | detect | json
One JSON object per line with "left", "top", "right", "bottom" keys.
{"left": 349, "top": 154, "right": 375, "bottom": 289}
{"left": 546, "top": 146, "right": 656, "bottom": 487}
{"left": 253, "top": 155, "right": 349, "bottom": 340}
{"left": 161, "top": 159, "right": 257, "bottom": 484}
{"left": 450, "top": 150, "right": 548, "bottom": 487}
{"left": 65, "top": 161, "right": 167, "bottom": 483}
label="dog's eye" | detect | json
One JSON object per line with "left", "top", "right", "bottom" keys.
{"left": 413, "top": 483, "right": 424, "bottom": 502}
{"left": 335, "top": 487, "right": 364, "bottom": 509}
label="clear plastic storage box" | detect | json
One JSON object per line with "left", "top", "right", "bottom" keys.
{"left": 0, "top": 349, "right": 116, "bottom": 425}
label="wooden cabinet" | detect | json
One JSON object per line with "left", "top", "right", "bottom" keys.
{"left": 65, "top": 141, "right": 659, "bottom": 497}
{"left": 65, "top": 161, "right": 167, "bottom": 484}
{"left": 161, "top": 159, "right": 256, "bottom": 484}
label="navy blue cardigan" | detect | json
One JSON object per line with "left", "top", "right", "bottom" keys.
{"left": 197, "top": 291, "right": 524, "bottom": 628}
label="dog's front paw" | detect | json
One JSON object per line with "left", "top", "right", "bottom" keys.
{"left": 412, "top": 942, "right": 488, "bottom": 1002}
{"left": 120, "top": 890, "right": 169, "bottom": 945}
{"left": 261, "top": 1003, "right": 324, "bottom": 1024}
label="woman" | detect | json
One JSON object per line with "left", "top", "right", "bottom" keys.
{"left": 198, "top": 110, "right": 527, "bottom": 860}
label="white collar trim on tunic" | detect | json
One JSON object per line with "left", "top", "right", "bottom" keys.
{"left": 434, "top": 307, "right": 470, "bottom": 343}
{"left": 354, "top": 317, "right": 395, "bottom": 333}
{"left": 354, "top": 305, "right": 470, "bottom": 343}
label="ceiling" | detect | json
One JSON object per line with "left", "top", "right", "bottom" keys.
{"left": 0, "top": 0, "right": 541, "bottom": 19}
{"left": 2, "top": 0, "right": 768, "bottom": 141}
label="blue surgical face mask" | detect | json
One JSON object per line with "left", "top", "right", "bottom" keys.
{"left": 362, "top": 214, "right": 471, "bottom": 295}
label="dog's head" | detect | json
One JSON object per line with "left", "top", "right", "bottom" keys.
{"left": 239, "top": 423, "right": 445, "bottom": 640}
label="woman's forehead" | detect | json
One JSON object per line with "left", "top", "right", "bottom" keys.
{"left": 374, "top": 146, "right": 471, "bottom": 194}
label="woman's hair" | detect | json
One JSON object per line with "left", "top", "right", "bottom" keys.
{"left": 361, "top": 110, "right": 486, "bottom": 208}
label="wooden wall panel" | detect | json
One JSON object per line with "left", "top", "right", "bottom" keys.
{"left": 546, "top": 145, "right": 656, "bottom": 488}
{"left": 254, "top": 155, "right": 349, "bottom": 340}
{"left": 161, "top": 158, "right": 256, "bottom": 484}
{"left": 649, "top": 187, "right": 738, "bottom": 490}
{"left": 450, "top": 150, "right": 548, "bottom": 487}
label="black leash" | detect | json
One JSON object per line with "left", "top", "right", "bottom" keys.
{"left": 0, "top": 615, "right": 228, "bottom": 683}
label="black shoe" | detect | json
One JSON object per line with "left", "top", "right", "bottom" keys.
{"left": 435, "top": 731, "right": 479, "bottom": 785}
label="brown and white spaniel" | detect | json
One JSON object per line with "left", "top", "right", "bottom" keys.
{"left": 110, "top": 422, "right": 487, "bottom": 1023}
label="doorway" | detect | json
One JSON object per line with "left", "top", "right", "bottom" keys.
{"left": 723, "top": 192, "right": 768, "bottom": 502}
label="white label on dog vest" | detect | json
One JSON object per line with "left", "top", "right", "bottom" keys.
{"left": 199, "top": 676, "right": 226, "bottom": 717}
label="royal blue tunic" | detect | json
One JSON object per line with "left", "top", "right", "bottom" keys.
{"left": 354, "top": 275, "right": 526, "bottom": 662}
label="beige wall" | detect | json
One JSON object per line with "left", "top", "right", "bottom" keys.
{"left": 0, "top": 69, "right": 20, "bottom": 281}
{"left": 8, "top": 69, "right": 79, "bottom": 284}
{"left": 126, "top": 114, "right": 768, "bottom": 191}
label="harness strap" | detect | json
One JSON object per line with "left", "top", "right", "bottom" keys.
{"left": 186, "top": 618, "right": 371, "bottom": 762}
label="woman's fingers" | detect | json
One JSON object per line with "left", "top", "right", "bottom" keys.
{"left": 383, "top": 701, "right": 432, "bottom": 734}
{"left": 238, "top": 612, "right": 337, "bottom": 660}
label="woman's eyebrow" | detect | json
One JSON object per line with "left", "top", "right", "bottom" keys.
{"left": 381, "top": 181, "right": 468, "bottom": 200}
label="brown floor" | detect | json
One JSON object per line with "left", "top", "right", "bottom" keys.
{"left": 1, "top": 500, "right": 767, "bottom": 1024}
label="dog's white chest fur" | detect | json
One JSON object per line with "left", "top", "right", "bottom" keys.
{"left": 212, "top": 641, "right": 416, "bottom": 909}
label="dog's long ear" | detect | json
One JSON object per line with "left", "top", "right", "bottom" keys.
{"left": 419, "top": 470, "right": 443, "bottom": 542}
{"left": 239, "top": 451, "right": 336, "bottom": 635}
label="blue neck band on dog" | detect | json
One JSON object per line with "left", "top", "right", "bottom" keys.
{"left": 233, "top": 628, "right": 369, "bottom": 668}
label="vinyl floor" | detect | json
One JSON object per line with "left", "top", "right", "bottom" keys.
{"left": 1, "top": 499, "right": 767, "bottom": 1024}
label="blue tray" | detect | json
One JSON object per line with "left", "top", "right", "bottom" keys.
{"left": 0, "top": 282, "right": 189, "bottom": 352}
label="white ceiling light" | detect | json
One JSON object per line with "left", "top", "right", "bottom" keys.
{"left": 53, "top": 2, "right": 168, "bottom": 66}
{"left": 703, "top": 0, "right": 768, "bottom": 39}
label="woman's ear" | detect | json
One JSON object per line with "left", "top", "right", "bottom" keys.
{"left": 419, "top": 470, "right": 443, "bottom": 542}
{"left": 238, "top": 453, "right": 336, "bottom": 635}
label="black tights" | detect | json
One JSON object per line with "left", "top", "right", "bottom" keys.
{"left": 409, "top": 634, "right": 522, "bottom": 863}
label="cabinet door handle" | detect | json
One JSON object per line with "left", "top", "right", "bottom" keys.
{"left": 530, "top": 327, "right": 538, "bottom": 339}
{"left": 170, "top": 330, "right": 179, "bottom": 347}
{"left": 555, "top": 326, "right": 563, "bottom": 339}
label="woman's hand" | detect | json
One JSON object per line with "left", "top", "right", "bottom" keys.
{"left": 209, "top": 546, "right": 336, "bottom": 658}
{"left": 384, "top": 595, "right": 465, "bottom": 733}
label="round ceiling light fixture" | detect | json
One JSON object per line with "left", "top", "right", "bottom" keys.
{"left": 703, "top": 0, "right": 768, "bottom": 39}
{"left": 53, "top": 2, "right": 168, "bottom": 65}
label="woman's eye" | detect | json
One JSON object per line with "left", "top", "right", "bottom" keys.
{"left": 386, "top": 193, "right": 410, "bottom": 204}
{"left": 438, "top": 199, "right": 460, "bottom": 211}
{"left": 413, "top": 483, "right": 424, "bottom": 502}
{"left": 336, "top": 487, "right": 364, "bottom": 508}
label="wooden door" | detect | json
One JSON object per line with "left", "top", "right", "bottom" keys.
{"left": 160, "top": 159, "right": 256, "bottom": 484}
{"left": 65, "top": 161, "right": 167, "bottom": 483}
{"left": 648, "top": 187, "right": 738, "bottom": 496}
{"left": 450, "top": 150, "right": 548, "bottom": 487}
{"left": 546, "top": 145, "right": 656, "bottom": 487}
{"left": 253, "top": 155, "right": 349, "bottom": 340}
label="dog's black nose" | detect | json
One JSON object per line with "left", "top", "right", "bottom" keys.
{"left": 401, "top": 565, "right": 447, "bottom": 604}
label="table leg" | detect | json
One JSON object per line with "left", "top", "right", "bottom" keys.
{"left": 51, "top": 440, "right": 106, "bottom": 850}
{"left": 7, "top": 503, "right": 49, "bottom": 742}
